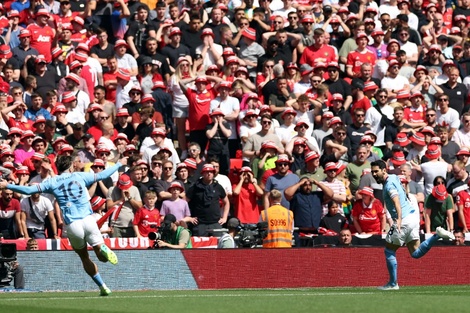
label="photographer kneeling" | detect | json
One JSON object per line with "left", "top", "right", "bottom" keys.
{"left": 156, "top": 214, "right": 192, "bottom": 249}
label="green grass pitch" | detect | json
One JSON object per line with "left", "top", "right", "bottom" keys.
{"left": 1, "top": 286, "right": 470, "bottom": 313}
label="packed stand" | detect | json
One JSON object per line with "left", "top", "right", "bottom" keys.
{"left": 0, "top": 0, "right": 469, "bottom": 247}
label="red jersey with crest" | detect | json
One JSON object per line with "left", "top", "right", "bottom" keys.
{"left": 186, "top": 87, "right": 217, "bottom": 131}
{"left": 404, "top": 105, "right": 426, "bottom": 123}
{"left": 456, "top": 189, "right": 470, "bottom": 229}
{"left": 347, "top": 49, "right": 377, "bottom": 77}
{"left": 132, "top": 206, "right": 161, "bottom": 237}
{"left": 52, "top": 12, "right": 79, "bottom": 30}
{"left": 299, "top": 44, "right": 337, "bottom": 67}
{"left": 351, "top": 199, "right": 385, "bottom": 233}
{"left": 27, "top": 23, "right": 55, "bottom": 62}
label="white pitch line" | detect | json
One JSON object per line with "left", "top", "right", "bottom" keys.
{"left": 0, "top": 289, "right": 468, "bottom": 301}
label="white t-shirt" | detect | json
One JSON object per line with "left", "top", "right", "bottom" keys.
{"left": 381, "top": 75, "right": 409, "bottom": 92}
{"left": 210, "top": 96, "right": 240, "bottom": 140}
{"left": 437, "top": 107, "right": 460, "bottom": 130}
{"left": 421, "top": 161, "right": 448, "bottom": 196}
{"left": 20, "top": 195, "right": 54, "bottom": 230}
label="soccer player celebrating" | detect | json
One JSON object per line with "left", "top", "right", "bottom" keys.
{"left": 0, "top": 155, "right": 128, "bottom": 296}
{"left": 371, "top": 160, "right": 455, "bottom": 290}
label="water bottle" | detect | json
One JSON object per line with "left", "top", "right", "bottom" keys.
{"left": 377, "top": 49, "right": 382, "bottom": 59}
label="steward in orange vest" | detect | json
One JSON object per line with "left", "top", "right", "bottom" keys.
{"left": 261, "top": 189, "right": 293, "bottom": 248}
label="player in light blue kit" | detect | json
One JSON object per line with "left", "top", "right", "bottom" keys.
{"left": 371, "top": 160, "right": 454, "bottom": 290}
{"left": 0, "top": 155, "right": 128, "bottom": 296}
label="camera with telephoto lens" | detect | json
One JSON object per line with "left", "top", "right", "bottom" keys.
{"left": 235, "top": 222, "right": 268, "bottom": 248}
{"left": 148, "top": 223, "right": 172, "bottom": 249}
{"left": 0, "top": 243, "right": 17, "bottom": 287}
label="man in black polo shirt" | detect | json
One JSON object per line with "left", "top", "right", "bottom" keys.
{"left": 324, "top": 61, "right": 352, "bottom": 110}
{"left": 186, "top": 164, "right": 229, "bottom": 236}
{"left": 438, "top": 67, "right": 468, "bottom": 114}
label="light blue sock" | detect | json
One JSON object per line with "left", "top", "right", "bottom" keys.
{"left": 92, "top": 273, "right": 105, "bottom": 288}
{"left": 384, "top": 248, "right": 397, "bottom": 286}
{"left": 411, "top": 234, "right": 439, "bottom": 259}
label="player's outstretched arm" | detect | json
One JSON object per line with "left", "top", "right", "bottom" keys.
{"left": 1, "top": 182, "right": 40, "bottom": 195}
{"left": 93, "top": 157, "right": 128, "bottom": 182}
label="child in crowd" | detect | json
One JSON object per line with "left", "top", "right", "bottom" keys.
{"left": 319, "top": 201, "right": 348, "bottom": 234}
{"left": 91, "top": 196, "right": 111, "bottom": 238}
{"left": 160, "top": 181, "right": 194, "bottom": 224}
{"left": 133, "top": 190, "right": 161, "bottom": 238}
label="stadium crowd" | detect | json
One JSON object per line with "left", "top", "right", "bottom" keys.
{"left": 0, "top": 0, "right": 470, "bottom": 247}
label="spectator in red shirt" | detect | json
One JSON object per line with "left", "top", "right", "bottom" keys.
{"left": 0, "top": 188, "right": 23, "bottom": 239}
{"left": 352, "top": 186, "right": 386, "bottom": 234}
{"left": 299, "top": 28, "right": 337, "bottom": 67}
{"left": 133, "top": 190, "right": 161, "bottom": 238}
{"left": 26, "top": 9, "right": 56, "bottom": 62}
{"left": 346, "top": 32, "right": 376, "bottom": 79}
{"left": 179, "top": 75, "right": 222, "bottom": 151}
{"left": 1, "top": 101, "right": 33, "bottom": 131}
{"left": 232, "top": 166, "right": 264, "bottom": 223}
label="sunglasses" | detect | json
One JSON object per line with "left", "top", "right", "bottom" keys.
{"left": 92, "top": 166, "right": 105, "bottom": 170}
{"left": 152, "top": 162, "right": 162, "bottom": 166}
{"left": 336, "top": 132, "right": 346, "bottom": 136}
{"left": 378, "top": 95, "right": 387, "bottom": 98}
{"left": 163, "top": 167, "right": 173, "bottom": 170}
{"left": 262, "top": 121, "right": 272, "bottom": 125}
{"left": 356, "top": 114, "right": 364, "bottom": 117}
{"left": 426, "top": 114, "right": 435, "bottom": 117}
{"left": 437, "top": 98, "right": 449, "bottom": 102}
{"left": 99, "top": 116, "right": 109, "bottom": 120}
{"left": 278, "top": 163, "right": 289, "bottom": 167}
{"left": 311, "top": 80, "right": 321, "bottom": 83}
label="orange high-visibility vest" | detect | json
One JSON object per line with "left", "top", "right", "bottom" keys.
{"left": 261, "top": 204, "right": 293, "bottom": 248}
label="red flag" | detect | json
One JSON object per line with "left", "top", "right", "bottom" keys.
{"left": 97, "top": 201, "right": 123, "bottom": 229}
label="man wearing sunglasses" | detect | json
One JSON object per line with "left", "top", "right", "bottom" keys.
{"left": 263, "top": 154, "right": 299, "bottom": 210}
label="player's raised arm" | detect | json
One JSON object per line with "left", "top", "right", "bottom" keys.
{"left": 0, "top": 180, "right": 40, "bottom": 195}
{"left": 86, "top": 157, "right": 129, "bottom": 185}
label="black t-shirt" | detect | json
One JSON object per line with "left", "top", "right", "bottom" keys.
{"left": 319, "top": 213, "right": 347, "bottom": 233}
{"left": 441, "top": 141, "right": 461, "bottom": 164}
{"left": 154, "top": 179, "right": 171, "bottom": 208}
{"left": 384, "top": 123, "right": 411, "bottom": 144}
{"left": 70, "top": 0, "right": 87, "bottom": 12}
{"left": 438, "top": 82, "right": 468, "bottom": 114}
{"left": 187, "top": 180, "right": 226, "bottom": 224}
{"left": 329, "top": 31, "right": 347, "bottom": 51}
{"left": 180, "top": 28, "right": 203, "bottom": 56}
{"left": 453, "top": 6, "right": 470, "bottom": 19}
{"left": 12, "top": 46, "right": 39, "bottom": 68}
{"left": 257, "top": 52, "right": 289, "bottom": 73}
{"left": 160, "top": 44, "right": 192, "bottom": 69}
{"left": 90, "top": 43, "right": 115, "bottom": 72}
{"left": 123, "top": 101, "right": 142, "bottom": 116}
{"left": 136, "top": 121, "right": 154, "bottom": 145}
{"left": 114, "top": 123, "right": 136, "bottom": 142}
{"left": 276, "top": 40, "right": 295, "bottom": 64}
{"left": 203, "top": 22, "right": 224, "bottom": 43}
{"left": 324, "top": 78, "right": 352, "bottom": 98}
{"left": 34, "top": 70, "right": 60, "bottom": 100}
{"left": 140, "top": 52, "right": 172, "bottom": 77}
{"left": 205, "top": 121, "right": 231, "bottom": 155}
{"left": 346, "top": 124, "right": 370, "bottom": 155}
{"left": 126, "top": 21, "right": 157, "bottom": 54}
